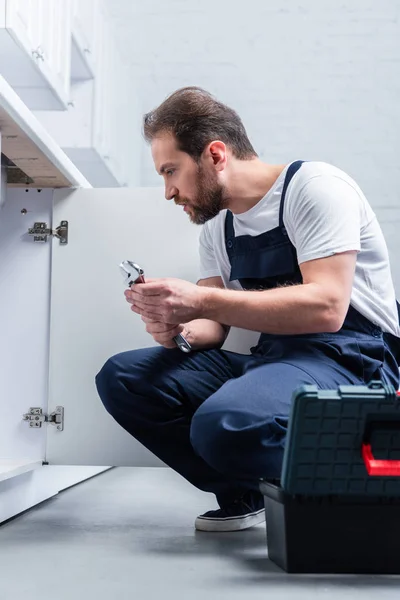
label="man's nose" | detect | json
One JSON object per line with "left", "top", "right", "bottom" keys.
{"left": 165, "top": 186, "right": 178, "bottom": 201}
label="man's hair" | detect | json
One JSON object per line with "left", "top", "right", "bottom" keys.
{"left": 143, "top": 87, "right": 258, "bottom": 161}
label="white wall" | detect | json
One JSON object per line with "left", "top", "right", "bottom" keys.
{"left": 106, "top": 0, "right": 400, "bottom": 287}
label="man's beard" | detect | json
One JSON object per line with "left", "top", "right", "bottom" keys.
{"left": 178, "top": 166, "right": 228, "bottom": 225}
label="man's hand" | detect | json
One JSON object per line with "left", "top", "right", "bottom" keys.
{"left": 124, "top": 278, "right": 206, "bottom": 324}
{"left": 140, "top": 315, "right": 185, "bottom": 349}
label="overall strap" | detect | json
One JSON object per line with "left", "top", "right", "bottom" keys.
{"left": 224, "top": 209, "right": 235, "bottom": 255}
{"left": 278, "top": 160, "right": 305, "bottom": 230}
{"left": 225, "top": 159, "right": 306, "bottom": 248}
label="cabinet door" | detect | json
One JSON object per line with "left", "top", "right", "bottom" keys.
{"left": 47, "top": 187, "right": 259, "bottom": 466}
{"left": 0, "top": 188, "right": 52, "bottom": 476}
{"left": 5, "top": 0, "right": 71, "bottom": 108}
{"left": 47, "top": 188, "right": 199, "bottom": 466}
{"left": 39, "top": 0, "right": 71, "bottom": 99}
{"left": 5, "top": 0, "right": 41, "bottom": 53}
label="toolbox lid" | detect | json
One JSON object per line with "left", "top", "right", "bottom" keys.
{"left": 277, "top": 381, "right": 400, "bottom": 496}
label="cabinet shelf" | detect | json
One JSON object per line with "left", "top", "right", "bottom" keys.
{"left": 0, "top": 460, "right": 42, "bottom": 483}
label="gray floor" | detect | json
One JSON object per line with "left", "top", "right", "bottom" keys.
{"left": 0, "top": 468, "right": 399, "bottom": 600}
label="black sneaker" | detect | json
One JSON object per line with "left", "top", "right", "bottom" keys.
{"left": 195, "top": 491, "right": 265, "bottom": 532}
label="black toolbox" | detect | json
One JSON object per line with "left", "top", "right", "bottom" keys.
{"left": 259, "top": 380, "right": 400, "bottom": 574}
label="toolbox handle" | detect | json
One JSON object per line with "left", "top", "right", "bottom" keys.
{"left": 362, "top": 443, "right": 400, "bottom": 476}
{"left": 362, "top": 391, "right": 400, "bottom": 476}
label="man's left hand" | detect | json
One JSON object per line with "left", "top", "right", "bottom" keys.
{"left": 125, "top": 278, "right": 207, "bottom": 324}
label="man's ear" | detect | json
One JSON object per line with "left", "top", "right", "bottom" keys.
{"left": 204, "top": 140, "right": 227, "bottom": 171}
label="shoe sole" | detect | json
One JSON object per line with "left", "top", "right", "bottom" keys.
{"left": 195, "top": 508, "right": 265, "bottom": 532}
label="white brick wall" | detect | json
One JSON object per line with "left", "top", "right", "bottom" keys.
{"left": 109, "top": 0, "right": 400, "bottom": 285}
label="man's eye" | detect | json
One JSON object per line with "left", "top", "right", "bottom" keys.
{"left": 166, "top": 169, "right": 175, "bottom": 176}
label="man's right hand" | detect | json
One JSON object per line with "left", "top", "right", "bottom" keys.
{"left": 125, "top": 288, "right": 184, "bottom": 349}
{"left": 141, "top": 315, "right": 185, "bottom": 349}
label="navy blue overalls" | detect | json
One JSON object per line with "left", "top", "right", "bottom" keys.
{"left": 96, "top": 160, "right": 400, "bottom": 508}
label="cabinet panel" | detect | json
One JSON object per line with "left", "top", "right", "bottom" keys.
{"left": 39, "top": 0, "right": 71, "bottom": 98}
{"left": 6, "top": 0, "right": 38, "bottom": 50}
{"left": 0, "top": 188, "right": 52, "bottom": 464}
{"left": 2, "top": 0, "right": 71, "bottom": 109}
{"left": 48, "top": 187, "right": 204, "bottom": 465}
{"left": 48, "top": 186, "right": 258, "bottom": 465}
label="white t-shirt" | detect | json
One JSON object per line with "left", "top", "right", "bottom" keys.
{"left": 198, "top": 160, "right": 400, "bottom": 337}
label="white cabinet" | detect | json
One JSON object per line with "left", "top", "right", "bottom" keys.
{"left": 35, "top": 2, "right": 141, "bottom": 187}
{"left": 0, "top": 76, "right": 112, "bottom": 524}
{"left": 0, "top": 0, "right": 71, "bottom": 109}
{"left": 4, "top": 0, "right": 41, "bottom": 50}
{"left": 39, "top": 0, "right": 71, "bottom": 96}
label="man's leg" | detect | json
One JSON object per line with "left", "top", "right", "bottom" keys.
{"left": 190, "top": 355, "right": 363, "bottom": 483}
{"left": 189, "top": 333, "right": 400, "bottom": 531}
{"left": 95, "top": 345, "right": 260, "bottom": 507}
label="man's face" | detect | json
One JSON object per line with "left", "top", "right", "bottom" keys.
{"left": 152, "top": 133, "right": 227, "bottom": 225}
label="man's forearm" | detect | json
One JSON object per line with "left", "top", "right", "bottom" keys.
{"left": 200, "top": 283, "right": 343, "bottom": 335}
{"left": 182, "top": 319, "right": 229, "bottom": 351}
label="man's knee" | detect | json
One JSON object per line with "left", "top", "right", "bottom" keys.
{"left": 95, "top": 345, "right": 178, "bottom": 415}
{"left": 189, "top": 404, "right": 245, "bottom": 474}
{"left": 190, "top": 402, "right": 287, "bottom": 479}
{"left": 95, "top": 348, "right": 149, "bottom": 412}
{"left": 95, "top": 352, "right": 125, "bottom": 414}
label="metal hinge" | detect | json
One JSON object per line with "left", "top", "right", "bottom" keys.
{"left": 23, "top": 407, "right": 64, "bottom": 431}
{"left": 28, "top": 221, "right": 68, "bottom": 244}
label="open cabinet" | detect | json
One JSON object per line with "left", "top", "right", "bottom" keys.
{"left": 47, "top": 186, "right": 202, "bottom": 467}
{"left": 14, "top": 185, "right": 259, "bottom": 470}
{"left": 0, "top": 73, "right": 108, "bottom": 522}
{"left": 1, "top": 184, "right": 202, "bottom": 486}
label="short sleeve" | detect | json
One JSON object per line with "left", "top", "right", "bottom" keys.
{"left": 197, "top": 223, "right": 221, "bottom": 282}
{"left": 285, "top": 174, "right": 362, "bottom": 264}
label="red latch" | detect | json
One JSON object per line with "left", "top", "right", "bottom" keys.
{"left": 362, "top": 443, "right": 400, "bottom": 476}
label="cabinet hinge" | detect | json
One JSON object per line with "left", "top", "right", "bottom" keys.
{"left": 23, "top": 407, "right": 64, "bottom": 431}
{"left": 28, "top": 221, "right": 68, "bottom": 244}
